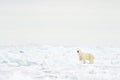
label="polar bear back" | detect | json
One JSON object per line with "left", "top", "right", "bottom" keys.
{"left": 79, "top": 52, "right": 93, "bottom": 60}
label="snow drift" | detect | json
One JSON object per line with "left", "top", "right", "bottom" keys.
{"left": 0, "top": 44, "right": 120, "bottom": 80}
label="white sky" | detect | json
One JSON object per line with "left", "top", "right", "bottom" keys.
{"left": 0, "top": 0, "right": 120, "bottom": 46}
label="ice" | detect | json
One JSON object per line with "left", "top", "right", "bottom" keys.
{"left": 0, "top": 44, "right": 120, "bottom": 80}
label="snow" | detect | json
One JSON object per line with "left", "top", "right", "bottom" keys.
{"left": 0, "top": 44, "right": 120, "bottom": 80}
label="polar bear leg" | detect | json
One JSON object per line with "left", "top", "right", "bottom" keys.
{"left": 87, "top": 54, "right": 94, "bottom": 64}
{"left": 82, "top": 59, "right": 86, "bottom": 64}
{"left": 89, "top": 59, "right": 94, "bottom": 64}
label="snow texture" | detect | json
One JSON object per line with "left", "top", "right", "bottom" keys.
{"left": 0, "top": 44, "right": 120, "bottom": 80}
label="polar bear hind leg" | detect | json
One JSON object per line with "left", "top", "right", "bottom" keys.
{"left": 87, "top": 53, "right": 94, "bottom": 64}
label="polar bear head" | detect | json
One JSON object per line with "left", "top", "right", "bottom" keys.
{"left": 77, "top": 50, "right": 83, "bottom": 60}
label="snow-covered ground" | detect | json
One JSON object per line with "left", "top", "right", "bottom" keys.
{"left": 0, "top": 44, "right": 120, "bottom": 80}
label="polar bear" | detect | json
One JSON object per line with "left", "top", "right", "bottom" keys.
{"left": 77, "top": 50, "right": 94, "bottom": 64}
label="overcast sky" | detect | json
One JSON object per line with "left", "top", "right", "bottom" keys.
{"left": 0, "top": 0, "right": 120, "bottom": 46}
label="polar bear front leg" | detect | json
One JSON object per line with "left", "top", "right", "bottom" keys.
{"left": 82, "top": 59, "right": 86, "bottom": 64}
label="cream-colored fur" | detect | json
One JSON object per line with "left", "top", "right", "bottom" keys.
{"left": 77, "top": 50, "right": 94, "bottom": 64}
